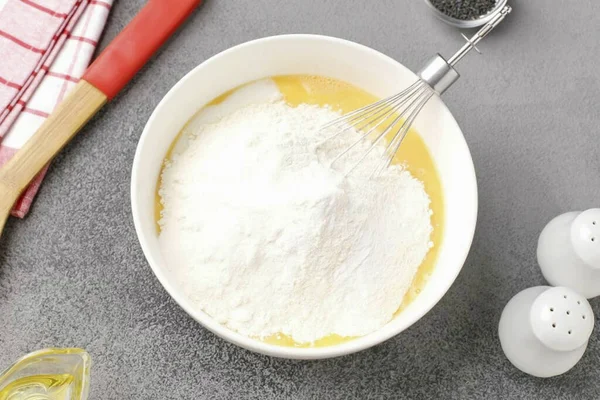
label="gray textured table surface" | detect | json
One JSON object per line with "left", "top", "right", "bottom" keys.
{"left": 2, "top": 0, "right": 600, "bottom": 398}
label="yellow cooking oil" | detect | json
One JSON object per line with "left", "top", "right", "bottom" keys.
{"left": 0, "top": 348, "right": 90, "bottom": 400}
{"left": 0, "top": 374, "right": 74, "bottom": 400}
{"left": 155, "top": 75, "right": 444, "bottom": 348}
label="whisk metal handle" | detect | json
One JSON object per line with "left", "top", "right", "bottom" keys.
{"left": 418, "top": 5, "right": 512, "bottom": 95}
{"left": 448, "top": 5, "right": 512, "bottom": 66}
{"left": 418, "top": 54, "right": 459, "bottom": 94}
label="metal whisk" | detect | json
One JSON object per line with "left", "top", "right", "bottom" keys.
{"left": 318, "top": 5, "right": 511, "bottom": 178}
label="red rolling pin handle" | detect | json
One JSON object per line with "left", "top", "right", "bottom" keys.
{"left": 83, "top": 0, "right": 202, "bottom": 101}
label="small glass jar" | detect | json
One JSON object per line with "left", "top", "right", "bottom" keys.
{"left": 423, "top": 0, "right": 508, "bottom": 28}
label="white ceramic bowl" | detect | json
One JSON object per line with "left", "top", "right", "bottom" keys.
{"left": 131, "top": 34, "right": 478, "bottom": 359}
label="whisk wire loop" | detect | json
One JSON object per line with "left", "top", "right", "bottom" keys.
{"left": 316, "top": 5, "right": 511, "bottom": 179}
{"left": 374, "top": 88, "right": 435, "bottom": 177}
{"left": 348, "top": 84, "right": 434, "bottom": 178}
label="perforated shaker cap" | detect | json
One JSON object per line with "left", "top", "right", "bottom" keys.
{"left": 571, "top": 208, "right": 600, "bottom": 269}
{"left": 530, "top": 287, "right": 594, "bottom": 352}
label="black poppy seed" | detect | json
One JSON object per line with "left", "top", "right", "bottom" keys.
{"left": 430, "top": 0, "right": 497, "bottom": 20}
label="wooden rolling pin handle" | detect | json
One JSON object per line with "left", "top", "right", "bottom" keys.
{"left": 0, "top": 0, "right": 202, "bottom": 237}
{"left": 0, "top": 81, "right": 106, "bottom": 228}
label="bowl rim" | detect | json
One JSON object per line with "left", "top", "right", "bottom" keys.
{"left": 131, "top": 34, "right": 478, "bottom": 359}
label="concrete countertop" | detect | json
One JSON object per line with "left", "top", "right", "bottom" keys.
{"left": 1, "top": 0, "right": 600, "bottom": 398}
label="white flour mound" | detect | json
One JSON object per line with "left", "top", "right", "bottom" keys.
{"left": 159, "top": 84, "right": 433, "bottom": 343}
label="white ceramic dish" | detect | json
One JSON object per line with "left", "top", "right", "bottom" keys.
{"left": 131, "top": 34, "right": 478, "bottom": 359}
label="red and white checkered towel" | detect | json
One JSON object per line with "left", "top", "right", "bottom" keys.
{"left": 0, "top": 0, "right": 112, "bottom": 218}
